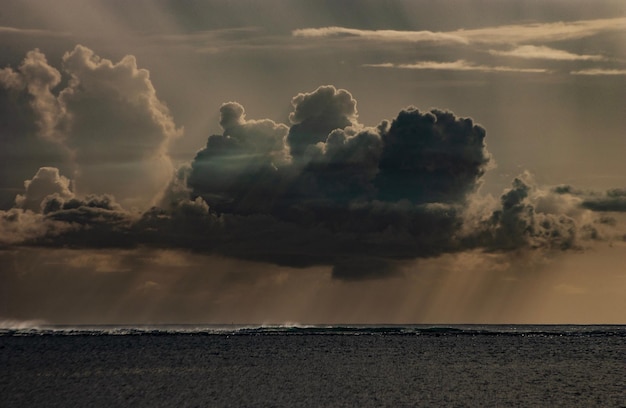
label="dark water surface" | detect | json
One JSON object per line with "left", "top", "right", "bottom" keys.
{"left": 1, "top": 325, "right": 625, "bottom": 407}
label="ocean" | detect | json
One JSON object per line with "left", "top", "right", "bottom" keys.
{"left": 1, "top": 325, "right": 624, "bottom": 407}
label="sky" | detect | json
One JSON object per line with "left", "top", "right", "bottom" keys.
{"left": 1, "top": 0, "right": 625, "bottom": 325}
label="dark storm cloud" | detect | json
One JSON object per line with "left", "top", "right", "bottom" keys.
{"left": 190, "top": 86, "right": 491, "bottom": 213}
{"left": 2, "top": 86, "right": 489, "bottom": 279}
{"left": 291, "top": 126, "right": 384, "bottom": 204}
{"left": 43, "top": 198, "right": 134, "bottom": 247}
{"left": 554, "top": 185, "right": 626, "bottom": 213}
{"left": 1, "top": 81, "right": 621, "bottom": 280}
{"left": 375, "top": 108, "right": 490, "bottom": 204}
{"left": 133, "top": 198, "right": 461, "bottom": 280}
{"left": 188, "top": 102, "right": 289, "bottom": 214}
{"left": 581, "top": 189, "right": 626, "bottom": 212}
{"left": 146, "top": 86, "right": 500, "bottom": 278}
{"left": 287, "top": 85, "right": 358, "bottom": 158}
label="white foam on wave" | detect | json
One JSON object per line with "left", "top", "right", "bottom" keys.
{"left": 1, "top": 323, "right": 624, "bottom": 337}
{"left": 0, "top": 318, "right": 48, "bottom": 330}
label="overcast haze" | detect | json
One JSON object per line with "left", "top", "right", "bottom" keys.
{"left": 1, "top": 0, "right": 625, "bottom": 325}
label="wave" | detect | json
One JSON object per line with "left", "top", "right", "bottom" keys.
{"left": 1, "top": 324, "right": 625, "bottom": 337}
{"left": 0, "top": 319, "right": 48, "bottom": 330}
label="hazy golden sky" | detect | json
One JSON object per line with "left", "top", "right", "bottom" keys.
{"left": 1, "top": 0, "right": 625, "bottom": 324}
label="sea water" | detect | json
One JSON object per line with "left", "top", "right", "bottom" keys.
{"left": 1, "top": 325, "right": 624, "bottom": 407}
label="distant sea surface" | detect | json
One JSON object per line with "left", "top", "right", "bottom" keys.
{"left": 1, "top": 325, "right": 625, "bottom": 407}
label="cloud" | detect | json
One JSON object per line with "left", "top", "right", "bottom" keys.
{"left": 456, "top": 17, "right": 626, "bottom": 45}
{"left": 2, "top": 85, "right": 493, "bottom": 278}
{"left": 570, "top": 69, "right": 626, "bottom": 76}
{"left": 2, "top": 83, "right": 622, "bottom": 280}
{"left": 0, "top": 70, "right": 69, "bottom": 209}
{"left": 292, "top": 26, "right": 468, "bottom": 44}
{"left": 365, "top": 60, "right": 548, "bottom": 74}
{"left": 14, "top": 167, "right": 74, "bottom": 212}
{"left": 59, "top": 45, "right": 182, "bottom": 206}
{"left": 0, "top": 26, "right": 68, "bottom": 37}
{"left": 480, "top": 175, "right": 578, "bottom": 251}
{"left": 294, "top": 17, "right": 626, "bottom": 46}
{"left": 190, "top": 86, "right": 491, "bottom": 211}
{"left": 489, "top": 45, "right": 606, "bottom": 61}
{"left": 484, "top": 178, "right": 626, "bottom": 244}
{"left": 297, "top": 126, "right": 384, "bottom": 203}
{"left": 581, "top": 189, "right": 626, "bottom": 212}
{"left": 375, "top": 108, "right": 491, "bottom": 204}
{"left": 188, "top": 102, "right": 289, "bottom": 214}
{"left": 1, "top": 169, "right": 134, "bottom": 249}
{"left": 3, "top": 49, "right": 65, "bottom": 142}
{"left": 553, "top": 186, "right": 626, "bottom": 213}
{"left": 0, "top": 208, "right": 69, "bottom": 247}
{"left": 297, "top": 18, "right": 623, "bottom": 77}
{"left": 461, "top": 171, "right": 626, "bottom": 254}
{"left": 39, "top": 193, "right": 135, "bottom": 249}
{"left": 154, "top": 87, "right": 497, "bottom": 278}
{"left": 1, "top": 46, "right": 182, "bottom": 209}
{"left": 287, "top": 85, "right": 359, "bottom": 158}
{"left": 0, "top": 68, "right": 24, "bottom": 90}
